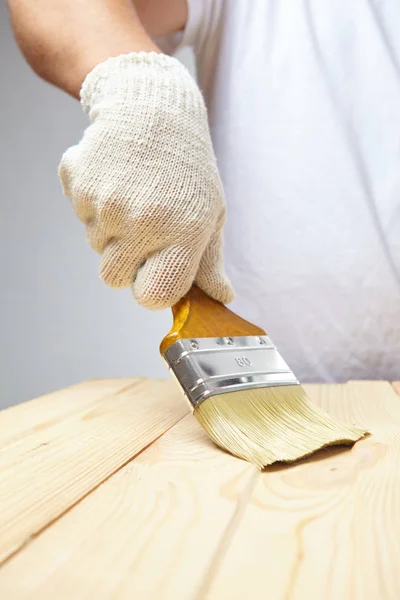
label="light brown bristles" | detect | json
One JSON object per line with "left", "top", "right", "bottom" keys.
{"left": 161, "top": 286, "right": 367, "bottom": 468}
{"left": 194, "top": 385, "right": 367, "bottom": 469}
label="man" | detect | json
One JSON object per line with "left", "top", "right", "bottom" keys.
{"left": 8, "top": 0, "right": 400, "bottom": 382}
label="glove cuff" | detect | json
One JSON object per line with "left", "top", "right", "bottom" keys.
{"left": 80, "top": 51, "right": 192, "bottom": 114}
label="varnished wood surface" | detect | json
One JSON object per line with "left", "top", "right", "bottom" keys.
{"left": 0, "top": 379, "right": 399, "bottom": 599}
{"left": 160, "top": 285, "right": 265, "bottom": 354}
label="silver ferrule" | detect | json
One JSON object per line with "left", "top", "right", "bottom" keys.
{"left": 162, "top": 335, "right": 299, "bottom": 409}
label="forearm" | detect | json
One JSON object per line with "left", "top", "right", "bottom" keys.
{"left": 7, "top": 0, "right": 168, "bottom": 98}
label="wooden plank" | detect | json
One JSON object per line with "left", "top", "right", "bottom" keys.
{"left": 207, "top": 381, "right": 400, "bottom": 600}
{"left": 1, "top": 381, "right": 399, "bottom": 599}
{"left": 0, "top": 378, "right": 137, "bottom": 450}
{"left": 0, "top": 415, "right": 256, "bottom": 600}
{"left": 0, "top": 379, "right": 188, "bottom": 565}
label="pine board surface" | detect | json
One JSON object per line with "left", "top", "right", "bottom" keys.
{"left": 0, "top": 379, "right": 399, "bottom": 599}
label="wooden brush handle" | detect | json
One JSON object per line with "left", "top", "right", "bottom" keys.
{"left": 160, "top": 285, "right": 266, "bottom": 354}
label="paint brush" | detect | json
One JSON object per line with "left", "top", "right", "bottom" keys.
{"left": 160, "top": 286, "right": 366, "bottom": 468}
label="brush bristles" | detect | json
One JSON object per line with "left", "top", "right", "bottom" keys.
{"left": 194, "top": 385, "right": 367, "bottom": 469}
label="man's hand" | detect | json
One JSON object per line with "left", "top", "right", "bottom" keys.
{"left": 8, "top": 0, "right": 234, "bottom": 308}
{"left": 59, "top": 52, "right": 233, "bottom": 308}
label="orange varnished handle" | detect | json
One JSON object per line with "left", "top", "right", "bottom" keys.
{"left": 160, "top": 286, "right": 266, "bottom": 354}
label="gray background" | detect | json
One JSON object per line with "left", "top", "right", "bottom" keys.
{"left": 0, "top": 4, "right": 195, "bottom": 409}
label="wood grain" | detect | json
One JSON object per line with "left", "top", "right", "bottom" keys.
{"left": 0, "top": 416, "right": 256, "bottom": 599}
{"left": 0, "top": 378, "right": 135, "bottom": 450}
{"left": 0, "top": 378, "right": 188, "bottom": 564}
{"left": 207, "top": 381, "right": 400, "bottom": 600}
{"left": 0, "top": 380, "right": 399, "bottom": 599}
{"left": 160, "top": 285, "right": 265, "bottom": 354}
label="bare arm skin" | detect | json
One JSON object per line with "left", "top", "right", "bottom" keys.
{"left": 7, "top": 0, "right": 188, "bottom": 98}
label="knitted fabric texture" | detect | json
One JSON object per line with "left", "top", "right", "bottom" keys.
{"left": 59, "top": 52, "right": 234, "bottom": 309}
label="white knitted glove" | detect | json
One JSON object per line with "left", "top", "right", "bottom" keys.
{"left": 59, "top": 52, "right": 234, "bottom": 309}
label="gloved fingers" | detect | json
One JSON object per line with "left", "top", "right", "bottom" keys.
{"left": 99, "top": 239, "right": 143, "bottom": 289}
{"left": 86, "top": 218, "right": 109, "bottom": 254}
{"left": 85, "top": 197, "right": 129, "bottom": 254}
{"left": 58, "top": 145, "right": 80, "bottom": 198}
{"left": 132, "top": 245, "right": 203, "bottom": 310}
{"left": 195, "top": 229, "right": 234, "bottom": 305}
{"left": 58, "top": 145, "right": 96, "bottom": 225}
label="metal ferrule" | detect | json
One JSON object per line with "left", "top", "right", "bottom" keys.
{"left": 162, "top": 336, "right": 299, "bottom": 409}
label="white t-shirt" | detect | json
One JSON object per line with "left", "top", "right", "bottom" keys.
{"left": 160, "top": 0, "right": 400, "bottom": 382}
